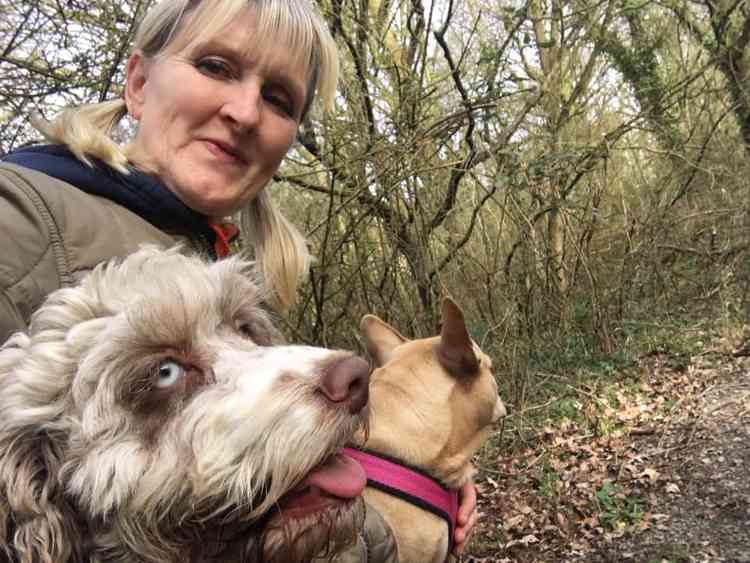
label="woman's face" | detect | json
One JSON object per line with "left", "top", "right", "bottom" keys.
{"left": 124, "top": 9, "right": 307, "bottom": 219}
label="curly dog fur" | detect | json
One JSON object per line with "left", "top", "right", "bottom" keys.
{"left": 0, "top": 247, "right": 368, "bottom": 562}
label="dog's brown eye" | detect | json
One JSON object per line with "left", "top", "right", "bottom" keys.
{"left": 238, "top": 323, "right": 255, "bottom": 339}
{"left": 238, "top": 321, "right": 276, "bottom": 346}
{"left": 155, "top": 360, "right": 186, "bottom": 388}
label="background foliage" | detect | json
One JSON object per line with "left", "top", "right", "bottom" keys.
{"left": 2, "top": 0, "right": 749, "bottom": 407}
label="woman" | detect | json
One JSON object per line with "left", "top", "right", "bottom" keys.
{"left": 0, "top": 0, "right": 477, "bottom": 557}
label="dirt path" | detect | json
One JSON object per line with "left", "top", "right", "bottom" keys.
{"left": 582, "top": 355, "right": 750, "bottom": 563}
{"left": 466, "top": 348, "right": 750, "bottom": 563}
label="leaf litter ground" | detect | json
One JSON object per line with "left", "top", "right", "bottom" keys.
{"left": 465, "top": 336, "right": 750, "bottom": 563}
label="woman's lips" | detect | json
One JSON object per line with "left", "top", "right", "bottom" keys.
{"left": 204, "top": 139, "right": 247, "bottom": 164}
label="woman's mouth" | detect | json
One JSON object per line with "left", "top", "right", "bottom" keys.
{"left": 204, "top": 139, "right": 247, "bottom": 164}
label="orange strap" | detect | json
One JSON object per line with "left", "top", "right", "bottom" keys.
{"left": 208, "top": 221, "right": 240, "bottom": 258}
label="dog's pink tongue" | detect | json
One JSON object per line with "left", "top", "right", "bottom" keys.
{"left": 303, "top": 453, "right": 366, "bottom": 499}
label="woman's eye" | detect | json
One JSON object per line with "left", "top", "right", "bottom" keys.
{"left": 196, "top": 58, "right": 233, "bottom": 79}
{"left": 155, "top": 360, "right": 186, "bottom": 389}
{"left": 262, "top": 88, "right": 294, "bottom": 117}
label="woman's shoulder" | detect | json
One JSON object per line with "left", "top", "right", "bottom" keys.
{"left": 0, "top": 160, "right": 81, "bottom": 264}
{"left": 0, "top": 160, "right": 180, "bottom": 343}
{"left": 1, "top": 158, "right": 74, "bottom": 197}
{"left": 0, "top": 160, "right": 176, "bottom": 255}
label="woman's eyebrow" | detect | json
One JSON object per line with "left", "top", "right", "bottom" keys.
{"left": 191, "top": 37, "right": 238, "bottom": 59}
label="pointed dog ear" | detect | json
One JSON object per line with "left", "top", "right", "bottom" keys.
{"left": 0, "top": 347, "right": 83, "bottom": 562}
{"left": 436, "top": 298, "right": 479, "bottom": 379}
{"left": 360, "top": 315, "right": 409, "bottom": 367}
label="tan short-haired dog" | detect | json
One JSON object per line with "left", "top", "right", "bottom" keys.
{"left": 346, "top": 298, "right": 506, "bottom": 563}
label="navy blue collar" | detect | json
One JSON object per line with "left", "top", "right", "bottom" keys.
{"left": 3, "top": 144, "right": 215, "bottom": 243}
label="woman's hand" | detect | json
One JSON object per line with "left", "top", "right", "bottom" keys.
{"left": 452, "top": 479, "right": 479, "bottom": 556}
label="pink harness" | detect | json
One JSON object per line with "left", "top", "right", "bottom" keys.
{"left": 342, "top": 447, "right": 459, "bottom": 556}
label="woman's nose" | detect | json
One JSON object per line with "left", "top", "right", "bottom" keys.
{"left": 220, "top": 81, "right": 262, "bottom": 131}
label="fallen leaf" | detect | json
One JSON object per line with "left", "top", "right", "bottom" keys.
{"left": 665, "top": 482, "right": 681, "bottom": 494}
{"left": 502, "top": 515, "right": 524, "bottom": 531}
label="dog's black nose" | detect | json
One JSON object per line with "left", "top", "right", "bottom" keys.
{"left": 319, "top": 355, "right": 370, "bottom": 414}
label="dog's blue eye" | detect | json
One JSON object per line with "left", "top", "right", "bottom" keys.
{"left": 156, "top": 360, "right": 185, "bottom": 388}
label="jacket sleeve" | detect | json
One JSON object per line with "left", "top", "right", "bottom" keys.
{"left": 315, "top": 504, "right": 399, "bottom": 563}
{"left": 0, "top": 164, "right": 65, "bottom": 345}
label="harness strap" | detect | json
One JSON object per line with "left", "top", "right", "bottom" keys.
{"left": 342, "top": 447, "right": 458, "bottom": 558}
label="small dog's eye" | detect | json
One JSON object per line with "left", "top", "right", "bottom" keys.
{"left": 238, "top": 322, "right": 254, "bottom": 339}
{"left": 155, "top": 360, "right": 186, "bottom": 388}
{"left": 238, "top": 321, "right": 268, "bottom": 344}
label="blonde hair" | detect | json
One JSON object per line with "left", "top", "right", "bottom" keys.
{"left": 34, "top": 0, "right": 339, "bottom": 309}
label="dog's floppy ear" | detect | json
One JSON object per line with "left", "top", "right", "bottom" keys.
{"left": 0, "top": 429, "right": 83, "bottom": 562}
{"left": 360, "top": 315, "right": 408, "bottom": 367}
{"left": 0, "top": 345, "right": 83, "bottom": 562}
{"left": 436, "top": 298, "right": 480, "bottom": 378}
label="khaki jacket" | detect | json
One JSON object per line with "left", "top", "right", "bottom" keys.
{"left": 316, "top": 505, "right": 399, "bottom": 563}
{"left": 0, "top": 162, "right": 186, "bottom": 343}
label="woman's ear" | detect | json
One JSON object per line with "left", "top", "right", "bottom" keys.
{"left": 124, "top": 51, "right": 149, "bottom": 121}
